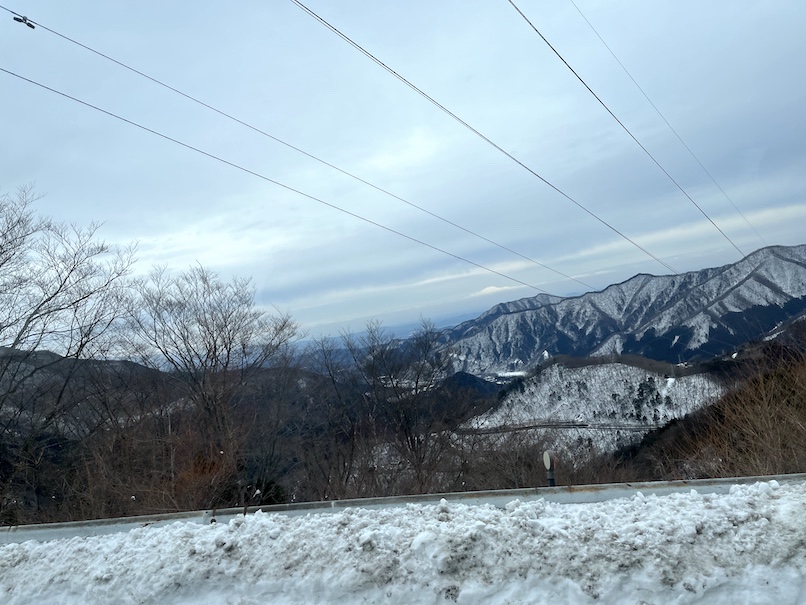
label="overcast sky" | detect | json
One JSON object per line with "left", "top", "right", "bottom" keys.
{"left": 2, "top": 1, "right": 805, "bottom": 336}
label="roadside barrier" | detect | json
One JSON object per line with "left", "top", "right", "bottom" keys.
{"left": 2, "top": 472, "right": 804, "bottom": 545}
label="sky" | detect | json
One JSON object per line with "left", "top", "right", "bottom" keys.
{"left": 2, "top": 1, "right": 805, "bottom": 337}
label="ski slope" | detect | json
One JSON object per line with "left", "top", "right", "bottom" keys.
{"left": 1, "top": 479, "right": 804, "bottom": 604}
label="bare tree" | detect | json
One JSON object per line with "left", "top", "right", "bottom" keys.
{"left": 0, "top": 186, "right": 134, "bottom": 358}
{"left": 66, "top": 360, "right": 185, "bottom": 520}
{"left": 344, "top": 319, "right": 455, "bottom": 494}
{"left": 127, "top": 264, "right": 298, "bottom": 507}
{"left": 662, "top": 342, "right": 806, "bottom": 479}
{"left": 0, "top": 185, "right": 135, "bottom": 522}
{"left": 288, "top": 335, "right": 375, "bottom": 501}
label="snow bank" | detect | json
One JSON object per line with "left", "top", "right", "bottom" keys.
{"left": 1, "top": 481, "right": 804, "bottom": 604}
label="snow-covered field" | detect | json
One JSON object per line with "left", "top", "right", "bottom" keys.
{"left": 1, "top": 480, "right": 804, "bottom": 604}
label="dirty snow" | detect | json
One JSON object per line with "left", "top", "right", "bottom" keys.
{"left": 1, "top": 480, "right": 804, "bottom": 604}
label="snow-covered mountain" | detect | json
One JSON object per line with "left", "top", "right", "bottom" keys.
{"left": 444, "top": 244, "right": 806, "bottom": 374}
{"left": 478, "top": 363, "right": 724, "bottom": 428}
{"left": 465, "top": 361, "right": 725, "bottom": 453}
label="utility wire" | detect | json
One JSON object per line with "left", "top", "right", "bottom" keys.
{"left": 288, "top": 0, "right": 680, "bottom": 276}
{"left": 0, "top": 65, "right": 552, "bottom": 295}
{"left": 567, "top": 0, "right": 767, "bottom": 247}
{"left": 0, "top": 4, "right": 592, "bottom": 291}
{"left": 506, "top": 0, "right": 746, "bottom": 259}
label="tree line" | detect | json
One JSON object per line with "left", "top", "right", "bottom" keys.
{"left": 0, "top": 187, "right": 507, "bottom": 523}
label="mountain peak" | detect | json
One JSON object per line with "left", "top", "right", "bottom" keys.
{"left": 442, "top": 244, "right": 806, "bottom": 374}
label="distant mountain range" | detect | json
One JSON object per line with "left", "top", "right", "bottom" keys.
{"left": 441, "top": 244, "right": 806, "bottom": 375}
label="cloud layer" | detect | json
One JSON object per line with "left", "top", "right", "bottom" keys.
{"left": 1, "top": 0, "right": 804, "bottom": 335}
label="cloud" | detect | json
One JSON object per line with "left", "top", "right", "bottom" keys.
{"left": 470, "top": 285, "right": 527, "bottom": 298}
{"left": 360, "top": 128, "right": 443, "bottom": 176}
{"left": 3, "top": 0, "right": 805, "bottom": 338}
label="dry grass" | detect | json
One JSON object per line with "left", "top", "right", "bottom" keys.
{"left": 610, "top": 341, "right": 806, "bottom": 481}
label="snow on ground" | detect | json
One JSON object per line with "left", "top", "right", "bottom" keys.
{"left": 1, "top": 480, "right": 804, "bottom": 604}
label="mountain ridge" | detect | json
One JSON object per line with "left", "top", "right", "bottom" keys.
{"left": 442, "top": 244, "right": 806, "bottom": 374}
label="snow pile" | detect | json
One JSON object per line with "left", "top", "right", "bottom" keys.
{"left": 1, "top": 480, "right": 804, "bottom": 604}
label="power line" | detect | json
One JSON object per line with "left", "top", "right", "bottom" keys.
{"left": 0, "top": 4, "right": 592, "bottom": 292}
{"left": 566, "top": 0, "right": 767, "bottom": 248}
{"left": 0, "top": 64, "right": 552, "bottom": 295}
{"left": 506, "top": 0, "right": 746, "bottom": 259}
{"left": 287, "top": 0, "right": 680, "bottom": 276}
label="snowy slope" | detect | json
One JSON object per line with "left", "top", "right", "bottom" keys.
{"left": 479, "top": 363, "right": 723, "bottom": 427}
{"left": 464, "top": 362, "right": 724, "bottom": 453}
{"left": 444, "top": 244, "right": 806, "bottom": 374}
{"left": 0, "top": 480, "right": 803, "bottom": 604}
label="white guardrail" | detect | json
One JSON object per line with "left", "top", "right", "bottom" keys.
{"left": 2, "top": 473, "right": 804, "bottom": 545}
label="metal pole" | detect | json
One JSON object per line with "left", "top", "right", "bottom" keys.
{"left": 543, "top": 450, "right": 555, "bottom": 487}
